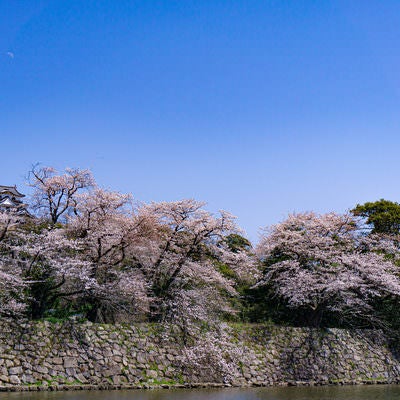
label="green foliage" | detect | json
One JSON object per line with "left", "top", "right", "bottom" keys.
{"left": 242, "top": 284, "right": 295, "bottom": 325}
{"left": 351, "top": 199, "right": 400, "bottom": 234}
{"left": 21, "top": 219, "right": 64, "bottom": 234}
{"left": 215, "top": 261, "right": 236, "bottom": 279}
{"left": 224, "top": 234, "right": 252, "bottom": 253}
{"left": 372, "top": 295, "right": 400, "bottom": 335}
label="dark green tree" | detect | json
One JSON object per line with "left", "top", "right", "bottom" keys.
{"left": 351, "top": 199, "right": 400, "bottom": 235}
{"left": 223, "top": 233, "right": 252, "bottom": 253}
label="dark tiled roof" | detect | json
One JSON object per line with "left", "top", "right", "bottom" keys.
{"left": 0, "top": 185, "right": 25, "bottom": 197}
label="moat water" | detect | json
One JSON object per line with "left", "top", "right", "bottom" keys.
{"left": 0, "top": 386, "right": 400, "bottom": 400}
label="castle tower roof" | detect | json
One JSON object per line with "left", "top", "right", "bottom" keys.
{"left": 0, "top": 185, "right": 31, "bottom": 217}
{"left": 0, "top": 185, "right": 25, "bottom": 198}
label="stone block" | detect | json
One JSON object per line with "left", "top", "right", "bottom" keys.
{"left": 9, "top": 375, "right": 21, "bottom": 384}
{"left": 19, "top": 373, "right": 34, "bottom": 384}
{"left": 8, "top": 366, "right": 23, "bottom": 375}
{"left": 65, "top": 367, "right": 76, "bottom": 377}
{"left": 64, "top": 357, "right": 78, "bottom": 368}
{"left": 146, "top": 370, "right": 158, "bottom": 379}
{"left": 35, "top": 365, "right": 48, "bottom": 374}
{"left": 5, "top": 359, "right": 14, "bottom": 367}
{"left": 103, "top": 365, "right": 121, "bottom": 377}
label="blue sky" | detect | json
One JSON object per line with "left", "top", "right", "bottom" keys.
{"left": 2, "top": 1, "right": 400, "bottom": 242}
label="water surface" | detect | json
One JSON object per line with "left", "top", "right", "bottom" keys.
{"left": 1, "top": 386, "right": 400, "bottom": 400}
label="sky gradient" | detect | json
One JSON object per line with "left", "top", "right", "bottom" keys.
{"left": 2, "top": 0, "right": 400, "bottom": 242}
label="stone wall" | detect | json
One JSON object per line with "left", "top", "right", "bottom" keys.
{"left": 0, "top": 321, "right": 399, "bottom": 390}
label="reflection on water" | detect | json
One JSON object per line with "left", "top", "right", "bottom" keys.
{"left": 1, "top": 386, "right": 400, "bottom": 400}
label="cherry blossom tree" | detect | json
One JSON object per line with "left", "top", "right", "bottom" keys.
{"left": 0, "top": 212, "right": 26, "bottom": 317}
{"left": 0, "top": 212, "right": 16, "bottom": 242}
{"left": 28, "top": 165, "right": 95, "bottom": 224}
{"left": 2, "top": 166, "right": 258, "bottom": 325}
{"left": 67, "top": 188, "right": 151, "bottom": 322}
{"left": 8, "top": 227, "right": 94, "bottom": 319}
{"left": 256, "top": 212, "right": 400, "bottom": 327}
{"left": 183, "top": 323, "right": 251, "bottom": 383}
{"left": 129, "top": 199, "right": 258, "bottom": 327}
{"left": 69, "top": 197, "right": 256, "bottom": 323}
{"left": 0, "top": 213, "right": 89, "bottom": 319}
{"left": 67, "top": 195, "right": 258, "bottom": 325}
